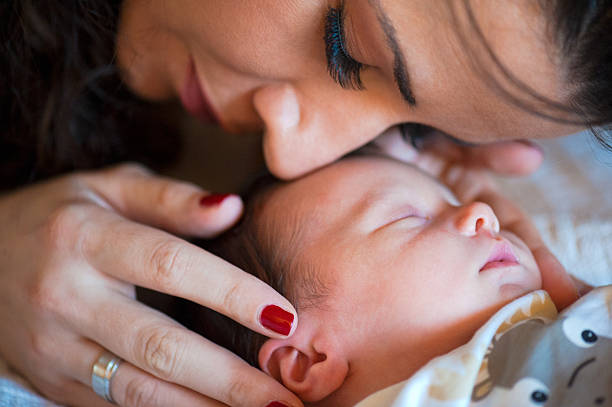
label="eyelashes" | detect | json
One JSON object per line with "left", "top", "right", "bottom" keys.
{"left": 324, "top": 2, "right": 364, "bottom": 90}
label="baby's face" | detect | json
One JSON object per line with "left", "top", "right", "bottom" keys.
{"left": 259, "top": 156, "right": 541, "bottom": 403}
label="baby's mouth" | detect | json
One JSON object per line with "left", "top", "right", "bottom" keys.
{"left": 479, "top": 241, "right": 520, "bottom": 272}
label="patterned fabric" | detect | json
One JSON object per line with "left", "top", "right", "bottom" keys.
{"left": 356, "top": 285, "right": 612, "bottom": 407}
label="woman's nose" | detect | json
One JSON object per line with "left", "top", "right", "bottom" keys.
{"left": 253, "top": 83, "right": 305, "bottom": 179}
{"left": 453, "top": 202, "right": 500, "bottom": 237}
{"left": 254, "top": 83, "right": 301, "bottom": 136}
{"left": 253, "top": 82, "right": 393, "bottom": 180}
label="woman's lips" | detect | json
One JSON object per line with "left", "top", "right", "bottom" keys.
{"left": 180, "top": 59, "right": 219, "bottom": 125}
{"left": 479, "top": 241, "right": 520, "bottom": 272}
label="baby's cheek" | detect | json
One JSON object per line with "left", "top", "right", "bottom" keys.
{"left": 523, "top": 254, "right": 542, "bottom": 291}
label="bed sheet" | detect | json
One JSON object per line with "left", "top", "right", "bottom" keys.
{"left": 1, "top": 132, "right": 611, "bottom": 404}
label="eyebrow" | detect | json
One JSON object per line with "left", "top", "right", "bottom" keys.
{"left": 368, "top": 0, "right": 417, "bottom": 106}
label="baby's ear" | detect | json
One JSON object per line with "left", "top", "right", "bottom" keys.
{"left": 258, "top": 334, "right": 349, "bottom": 402}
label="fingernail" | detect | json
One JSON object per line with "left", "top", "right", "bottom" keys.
{"left": 260, "top": 305, "right": 295, "bottom": 336}
{"left": 265, "top": 402, "right": 289, "bottom": 407}
{"left": 199, "top": 193, "right": 231, "bottom": 207}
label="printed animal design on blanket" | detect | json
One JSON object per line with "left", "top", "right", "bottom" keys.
{"left": 471, "top": 315, "right": 612, "bottom": 406}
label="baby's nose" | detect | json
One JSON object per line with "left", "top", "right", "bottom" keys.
{"left": 454, "top": 202, "right": 500, "bottom": 237}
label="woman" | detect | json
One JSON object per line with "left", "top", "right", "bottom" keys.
{"left": 0, "top": 1, "right": 610, "bottom": 406}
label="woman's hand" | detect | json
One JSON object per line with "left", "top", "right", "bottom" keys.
{"left": 364, "top": 125, "right": 546, "bottom": 176}
{"left": 0, "top": 163, "right": 302, "bottom": 407}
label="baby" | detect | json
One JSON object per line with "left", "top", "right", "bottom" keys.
{"left": 185, "top": 155, "right": 545, "bottom": 406}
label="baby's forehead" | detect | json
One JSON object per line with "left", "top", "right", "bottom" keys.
{"left": 271, "top": 161, "right": 447, "bottom": 242}
{"left": 265, "top": 156, "right": 460, "bottom": 221}
{"left": 325, "top": 156, "right": 461, "bottom": 205}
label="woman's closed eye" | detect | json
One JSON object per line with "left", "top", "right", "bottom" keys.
{"left": 324, "top": 1, "right": 365, "bottom": 90}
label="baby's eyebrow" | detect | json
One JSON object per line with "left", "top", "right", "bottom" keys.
{"left": 347, "top": 188, "right": 389, "bottom": 229}
{"left": 332, "top": 186, "right": 388, "bottom": 234}
{"left": 356, "top": 186, "right": 423, "bottom": 233}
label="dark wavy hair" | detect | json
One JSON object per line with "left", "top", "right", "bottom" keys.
{"left": 1, "top": 0, "right": 611, "bottom": 190}
{"left": 161, "top": 175, "right": 329, "bottom": 367}
{"left": 0, "top": 1, "right": 180, "bottom": 190}
{"left": 452, "top": 0, "right": 612, "bottom": 146}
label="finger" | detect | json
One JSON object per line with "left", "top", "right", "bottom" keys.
{"left": 112, "top": 363, "right": 227, "bottom": 407}
{"left": 80, "top": 294, "right": 302, "bottom": 407}
{"left": 440, "top": 165, "right": 496, "bottom": 203}
{"left": 532, "top": 247, "right": 579, "bottom": 310}
{"left": 83, "top": 210, "right": 297, "bottom": 338}
{"left": 365, "top": 125, "right": 420, "bottom": 163}
{"left": 463, "top": 140, "right": 544, "bottom": 176}
{"left": 56, "top": 376, "right": 227, "bottom": 407}
{"left": 423, "top": 136, "right": 544, "bottom": 176}
{"left": 44, "top": 379, "right": 114, "bottom": 407}
{"left": 86, "top": 163, "right": 243, "bottom": 238}
{"left": 61, "top": 339, "right": 227, "bottom": 407}
{"left": 570, "top": 275, "right": 594, "bottom": 297}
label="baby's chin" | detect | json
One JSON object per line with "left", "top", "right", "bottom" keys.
{"left": 499, "top": 230, "right": 542, "bottom": 294}
{"left": 498, "top": 282, "right": 538, "bottom": 301}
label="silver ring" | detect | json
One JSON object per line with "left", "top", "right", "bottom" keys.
{"left": 91, "top": 351, "right": 122, "bottom": 404}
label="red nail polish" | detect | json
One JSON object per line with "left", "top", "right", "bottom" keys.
{"left": 199, "top": 193, "right": 231, "bottom": 207}
{"left": 260, "top": 305, "right": 294, "bottom": 336}
{"left": 266, "top": 402, "right": 289, "bottom": 407}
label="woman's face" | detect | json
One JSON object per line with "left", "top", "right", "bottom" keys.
{"left": 117, "top": 0, "right": 576, "bottom": 179}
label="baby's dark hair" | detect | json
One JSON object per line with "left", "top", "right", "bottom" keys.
{"left": 174, "top": 176, "right": 328, "bottom": 367}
